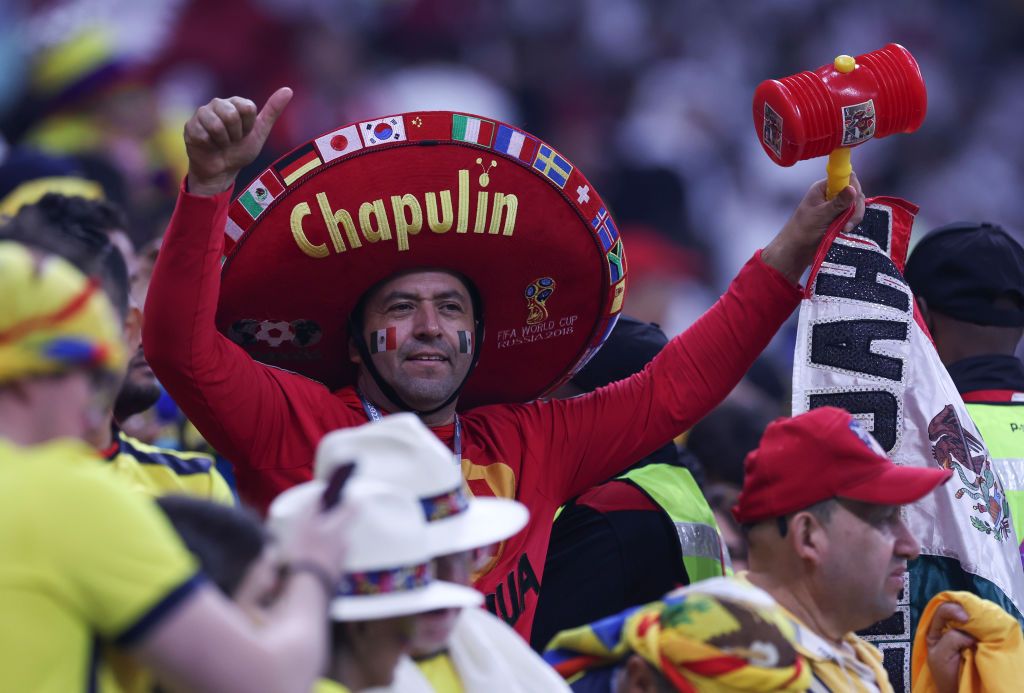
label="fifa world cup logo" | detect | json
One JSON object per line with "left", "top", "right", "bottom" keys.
{"left": 524, "top": 277, "right": 556, "bottom": 325}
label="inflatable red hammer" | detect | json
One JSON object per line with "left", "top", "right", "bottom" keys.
{"left": 753, "top": 43, "right": 927, "bottom": 198}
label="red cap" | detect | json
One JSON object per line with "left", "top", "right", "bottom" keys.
{"left": 732, "top": 407, "right": 952, "bottom": 524}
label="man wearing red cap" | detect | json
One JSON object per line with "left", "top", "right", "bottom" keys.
{"left": 731, "top": 406, "right": 973, "bottom": 692}
{"left": 146, "top": 88, "right": 863, "bottom": 638}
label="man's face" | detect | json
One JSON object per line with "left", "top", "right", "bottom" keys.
{"left": 818, "top": 500, "right": 920, "bottom": 628}
{"left": 353, "top": 271, "right": 476, "bottom": 411}
{"left": 108, "top": 230, "right": 161, "bottom": 420}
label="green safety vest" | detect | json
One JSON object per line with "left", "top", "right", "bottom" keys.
{"left": 618, "top": 463, "right": 731, "bottom": 582}
{"left": 966, "top": 401, "right": 1024, "bottom": 547}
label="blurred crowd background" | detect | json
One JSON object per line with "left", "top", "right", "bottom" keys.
{"left": 3, "top": 0, "right": 1023, "bottom": 417}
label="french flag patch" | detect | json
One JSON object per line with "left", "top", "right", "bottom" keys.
{"left": 370, "top": 327, "right": 397, "bottom": 353}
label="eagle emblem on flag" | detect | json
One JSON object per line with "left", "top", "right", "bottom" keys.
{"left": 928, "top": 404, "right": 1013, "bottom": 541}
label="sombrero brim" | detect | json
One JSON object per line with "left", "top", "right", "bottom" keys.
{"left": 216, "top": 111, "right": 625, "bottom": 407}
{"left": 330, "top": 580, "right": 483, "bottom": 621}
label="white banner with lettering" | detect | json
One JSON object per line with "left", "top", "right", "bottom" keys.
{"left": 791, "top": 197, "right": 1024, "bottom": 691}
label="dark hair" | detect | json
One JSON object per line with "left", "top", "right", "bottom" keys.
{"left": 743, "top": 498, "right": 838, "bottom": 538}
{"left": 156, "top": 495, "right": 269, "bottom": 597}
{"left": 0, "top": 193, "right": 130, "bottom": 318}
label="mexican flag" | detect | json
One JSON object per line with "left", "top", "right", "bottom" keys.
{"left": 791, "top": 197, "right": 1024, "bottom": 692}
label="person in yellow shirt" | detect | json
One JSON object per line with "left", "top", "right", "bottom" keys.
{"left": 0, "top": 193, "right": 234, "bottom": 502}
{"left": 0, "top": 239, "right": 351, "bottom": 692}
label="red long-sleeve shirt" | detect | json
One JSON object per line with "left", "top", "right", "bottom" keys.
{"left": 144, "top": 182, "right": 801, "bottom": 637}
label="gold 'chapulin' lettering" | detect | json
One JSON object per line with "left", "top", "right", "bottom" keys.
{"left": 290, "top": 202, "right": 328, "bottom": 258}
{"left": 288, "top": 167, "right": 519, "bottom": 257}
{"left": 316, "top": 192, "right": 361, "bottom": 252}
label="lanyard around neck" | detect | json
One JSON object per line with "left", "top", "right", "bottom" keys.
{"left": 358, "top": 391, "right": 462, "bottom": 464}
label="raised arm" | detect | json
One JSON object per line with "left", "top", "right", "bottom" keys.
{"left": 144, "top": 89, "right": 330, "bottom": 468}
{"left": 523, "top": 177, "right": 866, "bottom": 502}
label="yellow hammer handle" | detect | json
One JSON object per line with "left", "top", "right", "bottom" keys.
{"left": 826, "top": 147, "right": 852, "bottom": 200}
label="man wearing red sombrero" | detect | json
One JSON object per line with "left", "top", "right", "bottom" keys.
{"left": 145, "top": 88, "right": 865, "bottom": 638}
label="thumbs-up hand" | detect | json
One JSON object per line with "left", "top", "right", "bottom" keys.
{"left": 184, "top": 87, "right": 293, "bottom": 196}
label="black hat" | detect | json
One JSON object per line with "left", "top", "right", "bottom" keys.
{"left": 905, "top": 222, "right": 1024, "bottom": 327}
{"left": 570, "top": 316, "right": 668, "bottom": 392}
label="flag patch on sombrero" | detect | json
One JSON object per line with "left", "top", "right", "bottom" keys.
{"left": 315, "top": 124, "right": 363, "bottom": 161}
{"left": 591, "top": 207, "right": 619, "bottom": 253}
{"left": 607, "top": 239, "right": 625, "bottom": 283}
{"left": 238, "top": 171, "right": 284, "bottom": 219}
{"left": 218, "top": 110, "right": 627, "bottom": 407}
{"left": 361, "top": 116, "right": 407, "bottom": 146}
{"left": 452, "top": 114, "right": 495, "bottom": 146}
{"left": 274, "top": 143, "right": 323, "bottom": 185}
{"left": 493, "top": 124, "right": 538, "bottom": 164}
{"left": 532, "top": 144, "right": 572, "bottom": 188}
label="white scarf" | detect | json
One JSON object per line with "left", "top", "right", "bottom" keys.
{"left": 388, "top": 608, "right": 571, "bottom": 692}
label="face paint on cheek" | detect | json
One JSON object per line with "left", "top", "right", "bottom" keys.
{"left": 369, "top": 327, "right": 398, "bottom": 353}
{"left": 457, "top": 330, "right": 472, "bottom": 354}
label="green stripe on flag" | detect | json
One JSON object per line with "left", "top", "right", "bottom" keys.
{"left": 909, "top": 554, "right": 1024, "bottom": 631}
{"left": 452, "top": 114, "right": 468, "bottom": 141}
{"left": 239, "top": 192, "right": 264, "bottom": 219}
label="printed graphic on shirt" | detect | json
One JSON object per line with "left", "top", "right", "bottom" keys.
{"left": 484, "top": 553, "right": 541, "bottom": 628}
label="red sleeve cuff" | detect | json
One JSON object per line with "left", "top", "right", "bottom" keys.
{"left": 179, "top": 176, "right": 234, "bottom": 204}
{"left": 752, "top": 249, "right": 804, "bottom": 299}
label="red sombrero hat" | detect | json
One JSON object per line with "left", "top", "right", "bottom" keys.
{"left": 217, "top": 111, "right": 626, "bottom": 408}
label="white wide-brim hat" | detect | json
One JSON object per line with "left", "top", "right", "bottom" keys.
{"left": 331, "top": 581, "right": 482, "bottom": 621}
{"left": 268, "top": 478, "right": 483, "bottom": 620}
{"left": 315, "top": 414, "right": 529, "bottom": 555}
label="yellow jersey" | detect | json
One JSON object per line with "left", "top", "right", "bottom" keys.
{"left": 104, "top": 429, "right": 234, "bottom": 504}
{"left": 0, "top": 438, "right": 200, "bottom": 692}
{"left": 415, "top": 651, "right": 466, "bottom": 692}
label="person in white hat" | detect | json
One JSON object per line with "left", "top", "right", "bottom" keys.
{"left": 313, "top": 414, "right": 570, "bottom": 693}
{"left": 269, "top": 478, "right": 482, "bottom": 692}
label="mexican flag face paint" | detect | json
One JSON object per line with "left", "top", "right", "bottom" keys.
{"left": 370, "top": 327, "right": 397, "bottom": 353}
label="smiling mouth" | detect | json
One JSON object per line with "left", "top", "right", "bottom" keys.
{"left": 407, "top": 355, "right": 448, "bottom": 362}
